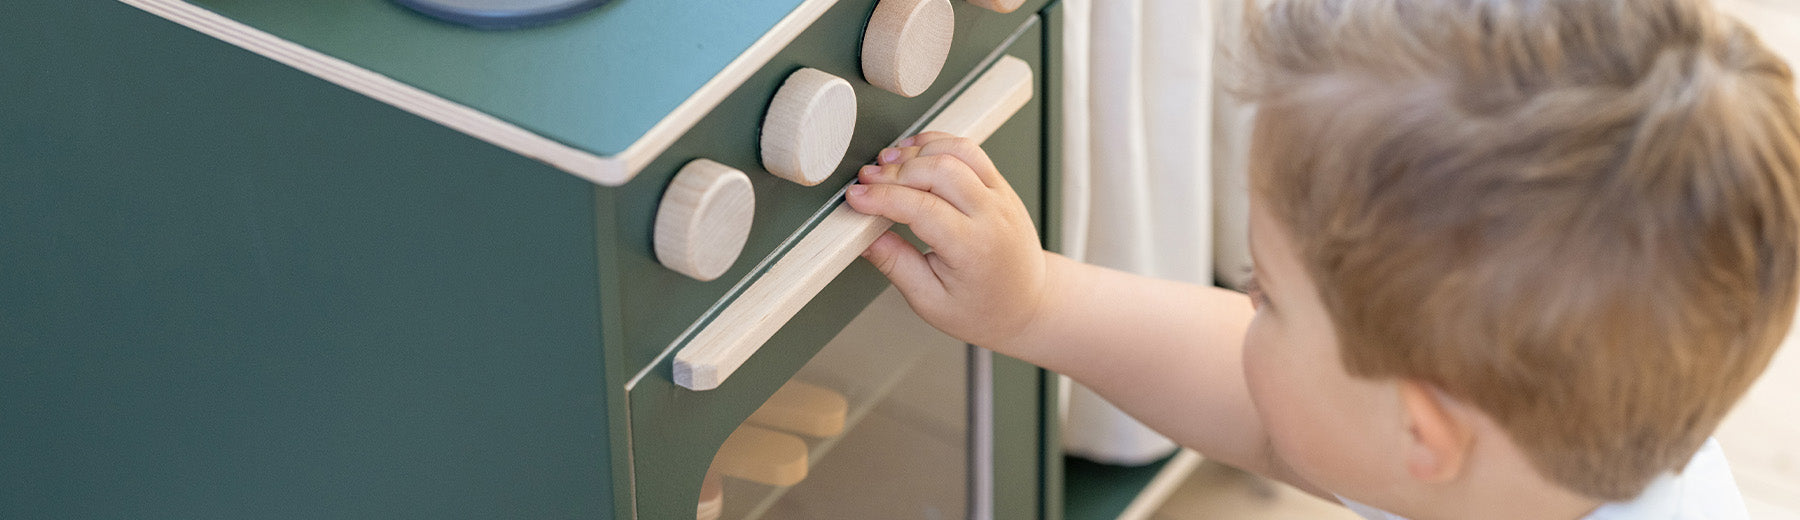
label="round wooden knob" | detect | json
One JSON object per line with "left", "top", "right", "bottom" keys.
{"left": 965, "top": 0, "right": 1024, "bottom": 13}
{"left": 761, "top": 68, "right": 857, "bottom": 186}
{"left": 862, "top": 0, "right": 955, "bottom": 97}
{"left": 654, "top": 159, "right": 755, "bottom": 282}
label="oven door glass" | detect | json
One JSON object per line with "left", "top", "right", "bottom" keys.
{"left": 701, "top": 288, "right": 973, "bottom": 520}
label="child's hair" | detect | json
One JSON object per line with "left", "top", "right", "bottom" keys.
{"left": 1242, "top": 0, "right": 1800, "bottom": 501}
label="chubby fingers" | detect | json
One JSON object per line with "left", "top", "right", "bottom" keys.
{"left": 901, "top": 131, "right": 958, "bottom": 147}
{"left": 860, "top": 230, "right": 948, "bottom": 303}
{"left": 859, "top": 153, "right": 987, "bottom": 214}
{"left": 919, "top": 137, "right": 1007, "bottom": 190}
{"left": 844, "top": 182, "right": 969, "bottom": 248}
{"left": 895, "top": 132, "right": 1008, "bottom": 190}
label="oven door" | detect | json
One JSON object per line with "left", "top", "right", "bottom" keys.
{"left": 700, "top": 288, "right": 978, "bottom": 519}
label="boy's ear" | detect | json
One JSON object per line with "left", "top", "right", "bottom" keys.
{"left": 1399, "top": 380, "right": 1475, "bottom": 483}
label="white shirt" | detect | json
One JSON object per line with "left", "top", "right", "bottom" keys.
{"left": 1340, "top": 439, "right": 1749, "bottom": 520}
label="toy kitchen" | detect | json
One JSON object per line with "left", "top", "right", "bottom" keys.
{"left": 0, "top": 0, "right": 1173, "bottom": 518}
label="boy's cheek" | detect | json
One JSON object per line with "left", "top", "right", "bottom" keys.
{"left": 1243, "top": 321, "right": 1371, "bottom": 490}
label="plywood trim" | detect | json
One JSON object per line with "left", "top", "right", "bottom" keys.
{"left": 620, "top": 0, "right": 841, "bottom": 182}
{"left": 118, "top": 0, "right": 840, "bottom": 186}
{"left": 673, "top": 55, "right": 1034, "bottom": 391}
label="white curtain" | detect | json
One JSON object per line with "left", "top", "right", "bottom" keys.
{"left": 1057, "top": 0, "right": 1257, "bottom": 465}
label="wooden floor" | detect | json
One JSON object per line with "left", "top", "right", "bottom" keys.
{"left": 1155, "top": 1, "right": 1800, "bottom": 517}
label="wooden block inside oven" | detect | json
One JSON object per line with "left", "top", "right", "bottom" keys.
{"left": 711, "top": 425, "right": 810, "bottom": 487}
{"left": 862, "top": 0, "right": 955, "bottom": 97}
{"left": 696, "top": 472, "right": 723, "bottom": 520}
{"left": 760, "top": 68, "right": 857, "bottom": 186}
{"left": 965, "top": 0, "right": 1025, "bottom": 13}
{"left": 654, "top": 159, "right": 755, "bottom": 281}
{"left": 746, "top": 380, "right": 849, "bottom": 438}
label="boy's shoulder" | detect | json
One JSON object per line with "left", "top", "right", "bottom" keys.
{"left": 1585, "top": 439, "right": 1749, "bottom": 520}
{"left": 1339, "top": 439, "right": 1750, "bottom": 520}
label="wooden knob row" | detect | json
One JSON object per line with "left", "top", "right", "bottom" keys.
{"left": 664, "top": 0, "right": 1019, "bottom": 280}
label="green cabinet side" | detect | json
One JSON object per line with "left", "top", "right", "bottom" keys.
{"left": 2, "top": 3, "right": 613, "bottom": 518}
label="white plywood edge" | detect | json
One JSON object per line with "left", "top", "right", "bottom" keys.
{"left": 621, "top": 0, "right": 842, "bottom": 183}
{"left": 673, "top": 54, "right": 1033, "bottom": 391}
{"left": 118, "top": 0, "right": 840, "bottom": 187}
{"left": 1116, "top": 449, "right": 1205, "bottom": 520}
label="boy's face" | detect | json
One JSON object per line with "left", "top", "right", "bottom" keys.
{"left": 1243, "top": 201, "right": 1409, "bottom": 504}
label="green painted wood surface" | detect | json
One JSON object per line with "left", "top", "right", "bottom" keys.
{"left": 7, "top": 0, "right": 1062, "bottom": 518}
{"left": 1, "top": 2, "right": 616, "bottom": 518}
{"left": 624, "top": 23, "right": 1048, "bottom": 516}
{"left": 989, "top": 20, "right": 1049, "bottom": 520}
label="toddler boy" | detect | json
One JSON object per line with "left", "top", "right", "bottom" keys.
{"left": 844, "top": 0, "right": 1800, "bottom": 518}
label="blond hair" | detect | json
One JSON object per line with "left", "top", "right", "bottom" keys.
{"left": 1243, "top": 0, "right": 1800, "bottom": 500}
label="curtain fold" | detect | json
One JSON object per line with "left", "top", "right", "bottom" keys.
{"left": 1057, "top": 0, "right": 1229, "bottom": 466}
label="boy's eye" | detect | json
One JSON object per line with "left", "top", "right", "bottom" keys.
{"left": 1244, "top": 275, "right": 1269, "bottom": 311}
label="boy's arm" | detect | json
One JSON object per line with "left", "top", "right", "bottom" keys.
{"left": 1013, "top": 254, "right": 1274, "bottom": 476}
{"left": 846, "top": 132, "right": 1314, "bottom": 491}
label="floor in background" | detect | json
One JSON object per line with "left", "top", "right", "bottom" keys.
{"left": 1154, "top": 1, "right": 1800, "bottom": 518}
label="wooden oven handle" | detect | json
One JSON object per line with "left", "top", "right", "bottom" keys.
{"left": 673, "top": 55, "right": 1034, "bottom": 391}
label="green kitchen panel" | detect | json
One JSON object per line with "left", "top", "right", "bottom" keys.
{"left": 4, "top": 0, "right": 1067, "bottom": 517}
{"left": 625, "top": 24, "right": 1047, "bottom": 517}
{"left": 2, "top": 2, "right": 614, "bottom": 518}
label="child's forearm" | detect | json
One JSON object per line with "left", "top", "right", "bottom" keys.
{"left": 990, "top": 252, "right": 1275, "bottom": 474}
{"left": 842, "top": 133, "right": 1284, "bottom": 480}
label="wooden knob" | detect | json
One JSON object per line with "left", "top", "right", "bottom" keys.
{"left": 761, "top": 68, "right": 857, "bottom": 186}
{"left": 862, "top": 0, "right": 955, "bottom": 97}
{"left": 654, "top": 159, "right": 755, "bottom": 282}
{"left": 965, "top": 0, "right": 1024, "bottom": 13}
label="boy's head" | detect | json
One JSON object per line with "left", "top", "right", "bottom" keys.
{"left": 1239, "top": 0, "right": 1800, "bottom": 506}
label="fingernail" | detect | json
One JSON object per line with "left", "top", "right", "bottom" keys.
{"left": 899, "top": 136, "right": 916, "bottom": 147}
{"left": 860, "top": 164, "right": 880, "bottom": 177}
{"left": 879, "top": 148, "right": 899, "bottom": 164}
{"left": 848, "top": 184, "right": 868, "bottom": 197}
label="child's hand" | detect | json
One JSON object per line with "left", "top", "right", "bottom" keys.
{"left": 844, "top": 131, "right": 1049, "bottom": 348}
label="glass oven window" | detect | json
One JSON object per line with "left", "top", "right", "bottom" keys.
{"left": 701, "top": 288, "right": 971, "bottom": 520}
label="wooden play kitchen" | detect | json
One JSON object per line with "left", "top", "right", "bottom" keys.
{"left": 3, "top": 0, "right": 1165, "bottom": 518}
